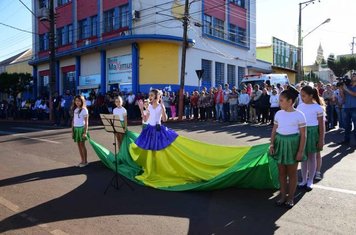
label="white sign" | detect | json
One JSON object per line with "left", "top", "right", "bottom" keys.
{"left": 107, "top": 54, "right": 132, "bottom": 84}
{"left": 79, "top": 74, "right": 101, "bottom": 86}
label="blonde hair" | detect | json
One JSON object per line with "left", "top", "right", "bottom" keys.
{"left": 115, "top": 96, "right": 124, "bottom": 106}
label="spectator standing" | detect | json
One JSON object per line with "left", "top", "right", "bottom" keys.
{"left": 229, "top": 86, "right": 239, "bottom": 122}
{"left": 249, "top": 85, "right": 262, "bottom": 123}
{"left": 322, "top": 84, "right": 336, "bottom": 129}
{"left": 269, "top": 88, "right": 280, "bottom": 125}
{"left": 127, "top": 92, "right": 136, "bottom": 119}
{"left": 62, "top": 90, "right": 73, "bottom": 126}
{"left": 214, "top": 85, "right": 224, "bottom": 122}
{"left": 276, "top": 83, "right": 284, "bottom": 94}
{"left": 246, "top": 83, "right": 253, "bottom": 96}
{"left": 259, "top": 88, "right": 271, "bottom": 124}
{"left": 198, "top": 91, "right": 207, "bottom": 121}
{"left": 53, "top": 93, "right": 62, "bottom": 126}
{"left": 184, "top": 92, "right": 191, "bottom": 119}
{"left": 170, "top": 92, "right": 177, "bottom": 119}
{"left": 162, "top": 92, "right": 171, "bottom": 118}
{"left": 238, "top": 88, "right": 250, "bottom": 123}
{"left": 339, "top": 74, "right": 356, "bottom": 145}
{"left": 317, "top": 82, "right": 325, "bottom": 96}
{"left": 334, "top": 85, "right": 344, "bottom": 129}
{"left": 223, "top": 84, "right": 232, "bottom": 122}
{"left": 190, "top": 91, "right": 199, "bottom": 120}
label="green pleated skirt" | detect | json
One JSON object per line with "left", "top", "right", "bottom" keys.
{"left": 305, "top": 126, "right": 320, "bottom": 154}
{"left": 73, "top": 126, "right": 86, "bottom": 142}
{"left": 272, "top": 133, "right": 306, "bottom": 165}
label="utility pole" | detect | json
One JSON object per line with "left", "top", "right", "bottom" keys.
{"left": 178, "top": 0, "right": 189, "bottom": 120}
{"left": 48, "top": 0, "right": 56, "bottom": 121}
{"left": 297, "top": 2, "right": 303, "bottom": 84}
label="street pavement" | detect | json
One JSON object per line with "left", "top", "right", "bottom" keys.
{"left": 0, "top": 120, "right": 355, "bottom": 235}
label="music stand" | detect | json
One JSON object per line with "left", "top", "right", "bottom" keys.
{"left": 100, "top": 114, "right": 134, "bottom": 194}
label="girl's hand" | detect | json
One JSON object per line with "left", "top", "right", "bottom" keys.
{"left": 269, "top": 145, "right": 275, "bottom": 155}
{"left": 82, "top": 132, "right": 87, "bottom": 139}
{"left": 317, "top": 139, "right": 324, "bottom": 151}
{"left": 138, "top": 100, "right": 144, "bottom": 110}
{"left": 296, "top": 151, "right": 303, "bottom": 162}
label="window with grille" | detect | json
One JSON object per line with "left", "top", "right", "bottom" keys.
{"left": 213, "top": 18, "right": 225, "bottom": 39}
{"left": 227, "top": 64, "right": 236, "bottom": 86}
{"left": 215, "top": 62, "right": 225, "bottom": 86}
{"left": 238, "top": 66, "right": 245, "bottom": 88}
{"left": 78, "top": 19, "right": 89, "bottom": 39}
{"left": 202, "top": 59, "right": 212, "bottom": 88}
{"left": 103, "top": 9, "right": 115, "bottom": 33}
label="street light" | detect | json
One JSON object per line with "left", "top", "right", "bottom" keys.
{"left": 297, "top": 0, "right": 321, "bottom": 83}
{"left": 302, "top": 18, "right": 331, "bottom": 39}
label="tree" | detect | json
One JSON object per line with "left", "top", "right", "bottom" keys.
{"left": 0, "top": 72, "right": 33, "bottom": 100}
{"left": 304, "top": 71, "right": 319, "bottom": 83}
{"left": 327, "top": 54, "right": 354, "bottom": 77}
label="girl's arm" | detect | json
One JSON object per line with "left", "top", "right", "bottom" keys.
{"left": 161, "top": 103, "right": 168, "bottom": 122}
{"left": 269, "top": 124, "right": 278, "bottom": 155}
{"left": 124, "top": 114, "right": 128, "bottom": 132}
{"left": 142, "top": 110, "right": 149, "bottom": 122}
{"left": 296, "top": 126, "right": 306, "bottom": 161}
{"left": 83, "top": 115, "right": 89, "bottom": 138}
{"left": 317, "top": 116, "right": 325, "bottom": 149}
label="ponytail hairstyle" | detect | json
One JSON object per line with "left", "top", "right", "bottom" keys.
{"left": 280, "top": 85, "right": 299, "bottom": 104}
{"left": 150, "top": 89, "right": 159, "bottom": 100}
{"left": 301, "top": 85, "right": 324, "bottom": 106}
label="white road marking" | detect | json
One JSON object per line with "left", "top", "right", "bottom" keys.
{"left": 50, "top": 229, "right": 69, "bottom": 235}
{"left": 0, "top": 131, "right": 60, "bottom": 144}
{"left": 0, "top": 196, "right": 20, "bottom": 212}
{"left": 313, "top": 184, "right": 356, "bottom": 195}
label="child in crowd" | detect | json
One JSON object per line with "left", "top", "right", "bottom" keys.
{"left": 270, "top": 87, "right": 307, "bottom": 208}
{"left": 269, "top": 88, "right": 280, "bottom": 125}
{"left": 297, "top": 86, "right": 325, "bottom": 191}
{"left": 139, "top": 99, "right": 149, "bottom": 129}
{"left": 72, "top": 95, "right": 89, "bottom": 167}
{"left": 113, "top": 96, "right": 128, "bottom": 151}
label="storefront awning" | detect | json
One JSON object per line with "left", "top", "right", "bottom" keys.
{"left": 77, "top": 85, "right": 100, "bottom": 90}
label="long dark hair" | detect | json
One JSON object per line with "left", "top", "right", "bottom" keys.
{"left": 301, "top": 85, "right": 324, "bottom": 106}
{"left": 71, "top": 95, "right": 86, "bottom": 114}
{"left": 280, "top": 86, "right": 299, "bottom": 104}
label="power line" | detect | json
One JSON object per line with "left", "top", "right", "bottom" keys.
{"left": 0, "top": 22, "right": 37, "bottom": 34}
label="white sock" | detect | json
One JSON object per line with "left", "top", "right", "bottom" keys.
{"left": 307, "top": 153, "right": 317, "bottom": 187}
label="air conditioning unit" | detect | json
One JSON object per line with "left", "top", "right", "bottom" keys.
{"left": 85, "top": 39, "right": 91, "bottom": 46}
{"left": 132, "top": 10, "right": 140, "bottom": 21}
{"left": 38, "top": 7, "right": 49, "bottom": 22}
{"left": 120, "top": 30, "right": 130, "bottom": 36}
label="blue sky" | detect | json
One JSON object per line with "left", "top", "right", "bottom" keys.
{"left": 0, "top": 0, "right": 355, "bottom": 65}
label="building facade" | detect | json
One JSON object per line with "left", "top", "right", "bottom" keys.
{"left": 256, "top": 37, "right": 298, "bottom": 84}
{"left": 30, "top": 0, "right": 256, "bottom": 96}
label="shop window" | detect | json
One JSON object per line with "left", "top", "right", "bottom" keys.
{"left": 227, "top": 64, "right": 236, "bottom": 86}
{"left": 63, "top": 71, "right": 76, "bottom": 93}
{"left": 201, "top": 59, "right": 212, "bottom": 88}
{"left": 215, "top": 62, "right": 224, "bottom": 86}
{"left": 39, "top": 75, "right": 49, "bottom": 97}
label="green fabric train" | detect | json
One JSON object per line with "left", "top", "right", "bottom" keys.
{"left": 89, "top": 131, "right": 280, "bottom": 191}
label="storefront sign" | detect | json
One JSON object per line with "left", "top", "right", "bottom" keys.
{"left": 107, "top": 54, "right": 132, "bottom": 84}
{"left": 79, "top": 74, "right": 101, "bottom": 86}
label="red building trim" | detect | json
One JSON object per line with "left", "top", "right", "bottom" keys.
{"left": 39, "top": 70, "right": 50, "bottom": 76}
{"left": 103, "top": 0, "right": 128, "bottom": 11}
{"left": 204, "top": 0, "right": 225, "bottom": 21}
{"left": 229, "top": 3, "right": 247, "bottom": 29}
{"left": 61, "top": 65, "right": 76, "bottom": 73}
{"left": 57, "top": 44, "right": 73, "bottom": 53}
{"left": 56, "top": 2, "right": 73, "bottom": 28}
{"left": 39, "top": 51, "right": 49, "bottom": 58}
{"left": 102, "top": 27, "right": 129, "bottom": 40}
{"left": 77, "top": 0, "right": 98, "bottom": 20}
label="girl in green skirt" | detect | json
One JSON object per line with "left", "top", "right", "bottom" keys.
{"left": 270, "top": 87, "right": 307, "bottom": 208}
{"left": 72, "top": 95, "right": 89, "bottom": 167}
{"left": 297, "top": 86, "right": 325, "bottom": 191}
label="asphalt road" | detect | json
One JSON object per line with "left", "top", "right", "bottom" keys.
{"left": 0, "top": 120, "right": 355, "bottom": 235}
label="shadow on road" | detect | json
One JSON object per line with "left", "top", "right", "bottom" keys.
{"left": 0, "top": 161, "right": 297, "bottom": 235}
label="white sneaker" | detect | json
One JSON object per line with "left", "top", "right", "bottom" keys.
{"left": 315, "top": 172, "right": 322, "bottom": 180}
{"left": 77, "top": 163, "right": 88, "bottom": 168}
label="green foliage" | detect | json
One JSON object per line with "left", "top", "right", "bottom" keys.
{"left": 304, "top": 71, "right": 320, "bottom": 83}
{"left": 327, "top": 54, "right": 356, "bottom": 77}
{"left": 0, "top": 72, "right": 33, "bottom": 97}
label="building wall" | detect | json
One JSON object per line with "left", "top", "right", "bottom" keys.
{"left": 81, "top": 53, "right": 100, "bottom": 76}
{"left": 256, "top": 46, "right": 273, "bottom": 63}
{"left": 5, "top": 61, "right": 32, "bottom": 74}
{"left": 272, "top": 67, "right": 296, "bottom": 85}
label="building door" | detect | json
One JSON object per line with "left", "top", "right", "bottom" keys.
{"left": 201, "top": 59, "right": 212, "bottom": 89}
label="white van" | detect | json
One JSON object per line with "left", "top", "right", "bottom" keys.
{"left": 240, "top": 74, "right": 290, "bottom": 88}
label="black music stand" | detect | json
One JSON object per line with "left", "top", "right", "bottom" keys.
{"left": 100, "top": 114, "right": 134, "bottom": 194}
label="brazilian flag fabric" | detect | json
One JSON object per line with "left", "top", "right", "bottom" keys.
{"left": 89, "top": 131, "right": 279, "bottom": 191}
